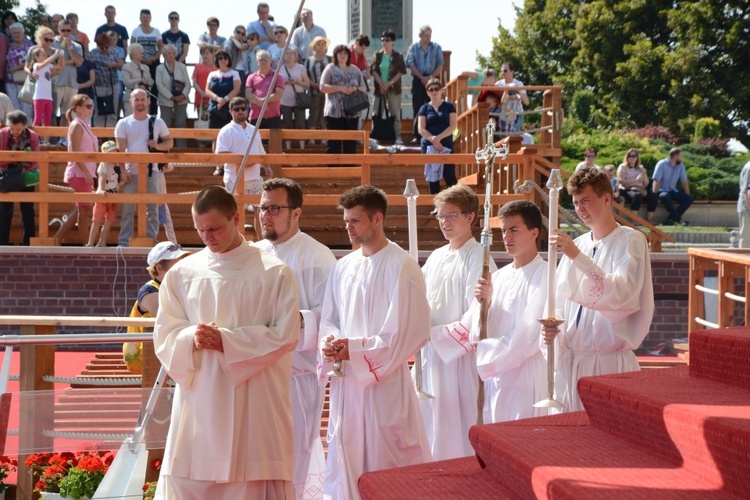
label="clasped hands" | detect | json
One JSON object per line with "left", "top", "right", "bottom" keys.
{"left": 194, "top": 322, "right": 224, "bottom": 352}
{"left": 322, "top": 335, "right": 349, "bottom": 362}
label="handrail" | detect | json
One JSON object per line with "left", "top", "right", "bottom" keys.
{"left": 0, "top": 332, "right": 152, "bottom": 346}
{"left": 688, "top": 248, "right": 750, "bottom": 332}
{"left": 0, "top": 315, "right": 154, "bottom": 327}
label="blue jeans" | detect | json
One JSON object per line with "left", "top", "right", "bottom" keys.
{"left": 658, "top": 190, "right": 693, "bottom": 222}
{"left": 118, "top": 171, "right": 160, "bottom": 246}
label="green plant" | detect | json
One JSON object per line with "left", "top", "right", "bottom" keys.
{"left": 693, "top": 117, "right": 721, "bottom": 142}
{"left": 58, "top": 453, "right": 112, "bottom": 499}
{"left": 25, "top": 452, "right": 76, "bottom": 493}
{"left": 0, "top": 455, "right": 18, "bottom": 493}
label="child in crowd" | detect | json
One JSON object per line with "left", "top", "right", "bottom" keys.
{"left": 88, "top": 141, "right": 128, "bottom": 247}
{"left": 31, "top": 47, "right": 60, "bottom": 143}
{"left": 245, "top": 32, "right": 261, "bottom": 76}
{"left": 603, "top": 164, "right": 623, "bottom": 203}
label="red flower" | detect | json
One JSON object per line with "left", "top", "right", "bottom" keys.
{"left": 34, "top": 479, "right": 46, "bottom": 491}
{"left": 150, "top": 459, "right": 162, "bottom": 470}
{"left": 43, "top": 464, "right": 65, "bottom": 477}
{"left": 104, "top": 454, "right": 114, "bottom": 466}
{"left": 77, "top": 455, "right": 105, "bottom": 473}
{"left": 143, "top": 483, "right": 150, "bottom": 491}
{"left": 25, "top": 454, "right": 45, "bottom": 467}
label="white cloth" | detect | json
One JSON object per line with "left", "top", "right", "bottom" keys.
{"left": 554, "top": 225, "right": 654, "bottom": 411}
{"left": 418, "top": 238, "right": 495, "bottom": 460}
{"left": 424, "top": 145, "right": 451, "bottom": 182}
{"left": 215, "top": 120, "right": 265, "bottom": 188}
{"left": 269, "top": 42, "right": 296, "bottom": 69}
{"left": 97, "top": 162, "right": 120, "bottom": 193}
{"left": 468, "top": 254, "right": 548, "bottom": 423}
{"left": 155, "top": 476, "right": 294, "bottom": 500}
{"left": 154, "top": 241, "right": 300, "bottom": 493}
{"left": 319, "top": 241, "right": 432, "bottom": 500}
{"left": 255, "top": 231, "right": 336, "bottom": 499}
{"left": 114, "top": 115, "right": 170, "bottom": 175}
{"left": 32, "top": 63, "right": 53, "bottom": 101}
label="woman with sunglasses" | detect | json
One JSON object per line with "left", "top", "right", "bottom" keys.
{"left": 617, "top": 148, "right": 649, "bottom": 211}
{"left": 320, "top": 44, "right": 366, "bottom": 154}
{"left": 575, "top": 147, "right": 601, "bottom": 172}
{"left": 224, "top": 25, "right": 250, "bottom": 87}
{"left": 54, "top": 94, "right": 99, "bottom": 245}
{"left": 268, "top": 25, "right": 293, "bottom": 69}
{"left": 205, "top": 49, "right": 240, "bottom": 130}
{"left": 418, "top": 77, "right": 457, "bottom": 199}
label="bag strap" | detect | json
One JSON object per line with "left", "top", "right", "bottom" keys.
{"left": 283, "top": 64, "right": 299, "bottom": 92}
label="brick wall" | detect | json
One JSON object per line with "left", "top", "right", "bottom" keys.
{"left": 0, "top": 248, "right": 691, "bottom": 348}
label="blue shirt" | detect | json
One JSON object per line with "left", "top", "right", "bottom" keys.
{"left": 418, "top": 100, "right": 456, "bottom": 150}
{"left": 405, "top": 41, "right": 443, "bottom": 77}
{"left": 652, "top": 158, "right": 687, "bottom": 192}
{"left": 246, "top": 20, "right": 276, "bottom": 50}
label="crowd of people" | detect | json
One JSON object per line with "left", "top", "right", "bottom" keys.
{"left": 133, "top": 164, "right": 654, "bottom": 499}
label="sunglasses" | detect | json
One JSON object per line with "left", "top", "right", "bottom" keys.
{"left": 217, "top": 55, "right": 228, "bottom": 60}
{"left": 257, "top": 57, "right": 270, "bottom": 62}
{"left": 60, "top": 29, "right": 71, "bottom": 33}
{"left": 427, "top": 87, "right": 441, "bottom": 92}
{"left": 502, "top": 69, "right": 511, "bottom": 73}
{"left": 169, "top": 16, "right": 179, "bottom": 21}
{"left": 586, "top": 154, "right": 597, "bottom": 158}
{"left": 43, "top": 37, "right": 53, "bottom": 42}
{"left": 231, "top": 106, "right": 247, "bottom": 112}
{"left": 236, "top": 31, "right": 246, "bottom": 35}
{"left": 627, "top": 154, "right": 637, "bottom": 158}
{"left": 274, "top": 31, "right": 286, "bottom": 35}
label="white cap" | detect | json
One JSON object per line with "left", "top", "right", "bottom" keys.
{"left": 147, "top": 242, "right": 190, "bottom": 267}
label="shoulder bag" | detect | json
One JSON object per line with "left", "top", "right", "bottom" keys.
{"left": 18, "top": 74, "right": 35, "bottom": 105}
{"left": 370, "top": 96, "right": 395, "bottom": 141}
{"left": 283, "top": 65, "right": 313, "bottom": 109}
{"left": 344, "top": 90, "right": 369, "bottom": 115}
{"left": 166, "top": 64, "right": 186, "bottom": 97}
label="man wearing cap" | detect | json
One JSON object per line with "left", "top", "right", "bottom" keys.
{"left": 124, "top": 241, "right": 191, "bottom": 373}
{"left": 254, "top": 177, "right": 336, "bottom": 497}
{"left": 290, "top": 9, "right": 326, "bottom": 61}
{"left": 247, "top": 2, "right": 276, "bottom": 51}
{"left": 154, "top": 185, "right": 299, "bottom": 498}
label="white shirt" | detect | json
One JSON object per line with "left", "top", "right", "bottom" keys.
{"left": 114, "top": 115, "right": 170, "bottom": 175}
{"left": 32, "top": 64, "right": 53, "bottom": 101}
{"left": 214, "top": 120, "right": 265, "bottom": 186}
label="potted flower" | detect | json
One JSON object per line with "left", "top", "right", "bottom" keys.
{"left": 57, "top": 453, "right": 113, "bottom": 500}
{"left": 0, "top": 455, "right": 18, "bottom": 498}
{"left": 25, "top": 452, "right": 75, "bottom": 498}
{"left": 142, "top": 459, "right": 161, "bottom": 500}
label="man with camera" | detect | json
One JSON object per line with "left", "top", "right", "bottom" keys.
{"left": 115, "top": 88, "right": 173, "bottom": 246}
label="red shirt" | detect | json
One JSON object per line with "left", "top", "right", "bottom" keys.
{"left": 350, "top": 44, "right": 367, "bottom": 71}
{"left": 245, "top": 69, "right": 286, "bottom": 120}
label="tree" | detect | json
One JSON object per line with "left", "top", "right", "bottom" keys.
{"left": 480, "top": 0, "right": 750, "bottom": 144}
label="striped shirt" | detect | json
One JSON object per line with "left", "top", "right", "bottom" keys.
{"left": 405, "top": 41, "right": 443, "bottom": 76}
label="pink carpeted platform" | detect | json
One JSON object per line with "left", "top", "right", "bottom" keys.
{"left": 359, "top": 328, "right": 750, "bottom": 499}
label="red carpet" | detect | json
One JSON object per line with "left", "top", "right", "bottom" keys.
{"left": 359, "top": 329, "right": 750, "bottom": 499}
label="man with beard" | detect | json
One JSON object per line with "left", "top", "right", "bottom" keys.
{"left": 253, "top": 177, "right": 336, "bottom": 497}
{"left": 320, "top": 185, "right": 431, "bottom": 499}
{"left": 115, "top": 88, "right": 172, "bottom": 246}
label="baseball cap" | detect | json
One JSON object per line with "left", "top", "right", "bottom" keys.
{"left": 147, "top": 242, "right": 190, "bottom": 267}
{"left": 101, "top": 140, "right": 118, "bottom": 153}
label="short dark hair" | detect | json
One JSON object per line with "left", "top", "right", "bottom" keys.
{"left": 338, "top": 185, "right": 388, "bottom": 219}
{"left": 567, "top": 167, "right": 612, "bottom": 198}
{"left": 332, "top": 44, "right": 351, "bottom": 66}
{"left": 381, "top": 30, "right": 395, "bottom": 42}
{"left": 485, "top": 68, "right": 498, "bottom": 79}
{"left": 140, "top": 9, "right": 151, "bottom": 16}
{"left": 263, "top": 178, "right": 303, "bottom": 209}
{"left": 247, "top": 31, "right": 259, "bottom": 40}
{"left": 257, "top": 2, "right": 270, "bottom": 13}
{"left": 355, "top": 34, "right": 370, "bottom": 47}
{"left": 193, "top": 185, "right": 238, "bottom": 219}
{"left": 207, "top": 16, "right": 219, "bottom": 26}
{"left": 584, "top": 147, "right": 597, "bottom": 157}
{"left": 434, "top": 184, "right": 479, "bottom": 220}
{"left": 669, "top": 147, "right": 682, "bottom": 158}
{"left": 498, "top": 200, "right": 543, "bottom": 237}
{"left": 6, "top": 110, "right": 28, "bottom": 126}
{"left": 502, "top": 62, "right": 515, "bottom": 72}
{"left": 229, "top": 96, "right": 247, "bottom": 108}
{"left": 426, "top": 77, "right": 442, "bottom": 90}
{"left": 214, "top": 49, "right": 232, "bottom": 67}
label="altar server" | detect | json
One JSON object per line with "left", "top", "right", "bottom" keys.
{"left": 320, "top": 185, "right": 431, "bottom": 500}
{"left": 547, "top": 167, "right": 654, "bottom": 411}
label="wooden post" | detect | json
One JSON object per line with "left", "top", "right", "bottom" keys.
{"left": 718, "top": 261, "right": 742, "bottom": 328}
{"left": 17, "top": 325, "right": 55, "bottom": 500}
{"left": 361, "top": 130, "right": 371, "bottom": 185}
{"left": 688, "top": 255, "right": 711, "bottom": 332}
{"left": 30, "top": 160, "right": 57, "bottom": 246}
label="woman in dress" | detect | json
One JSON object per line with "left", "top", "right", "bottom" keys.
{"left": 280, "top": 47, "right": 310, "bottom": 150}
{"left": 121, "top": 43, "right": 153, "bottom": 116}
{"left": 156, "top": 44, "right": 191, "bottom": 147}
{"left": 55, "top": 94, "right": 100, "bottom": 245}
{"left": 418, "top": 78, "right": 458, "bottom": 199}
{"left": 320, "top": 44, "right": 366, "bottom": 155}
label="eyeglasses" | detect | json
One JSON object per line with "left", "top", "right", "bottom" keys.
{"left": 169, "top": 16, "right": 179, "bottom": 21}
{"left": 208, "top": 22, "right": 218, "bottom": 27}
{"left": 216, "top": 55, "right": 227, "bottom": 60}
{"left": 257, "top": 57, "right": 270, "bottom": 62}
{"left": 60, "top": 29, "right": 71, "bottom": 33}
{"left": 231, "top": 106, "right": 247, "bottom": 112}
{"left": 427, "top": 87, "right": 441, "bottom": 92}
{"left": 274, "top": 30, "right": 285, "bottom": 35}
{"left": 43, "top": 37, "right": 53, "bottom": 42}
{"left": 255, "top": 205, "right": 293, "bottom": 215}
{"left": 435, "top": 212, "right": 466, "bottom": 222}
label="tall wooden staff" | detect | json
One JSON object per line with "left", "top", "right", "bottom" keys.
{"left": 404, "top": 179, "right": 434, "bottom": 399}
{"left": 474, "top": 120, "right": 508, "bottom": 424}
{"left": 533, "top": 170, "right": 565, "bottom": 409}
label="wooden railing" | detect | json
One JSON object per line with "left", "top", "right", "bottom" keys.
{"left": 688, "top": 248, "right": 750, "bottom": 333}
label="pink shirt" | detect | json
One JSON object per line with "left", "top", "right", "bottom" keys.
{"left": 64, "top": 117, "right": 98, "bottom": 181}
{"left": 245, "top": 69, "right": 285, "bottom": 120}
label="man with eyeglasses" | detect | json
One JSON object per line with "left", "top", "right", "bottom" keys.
{"left": 247, "top": 2, "right": 276, "bottom": 51}
{"left": 290, "top": 8, "right": 326, "bottom": 61}
{"left": 95, "top": 5, "right": 129, "bottom": 53}
{"left": 245, "top": 50, "right": 285, "bottom": 129}
{"left": 406, "top": 25, "right": 443, "bottom": 144}
{"left": 162, "top": 12, "right": 190, "bottom": 64}
{"left": 418, "top": 184, "right": 496, "bottom": 460}
{"left": 320, "top": 185, "right": 431, "bottom": 499}
{"left": 153, "top": 184, "right": 299, "bottom": 498}
{"left": 253, "top": 177, "right": 336, "bottom": 497}
{"left": 52, "top": 20, "right": 83, "bottom": 129}
{"left": 215, "top": 97, "right": 267, "bottom": 211}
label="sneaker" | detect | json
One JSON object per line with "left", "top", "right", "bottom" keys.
{"left": 395, "top": 138, "right": 404, "bottom": 145}
{"left": 213, "top": 167, "right": 224, "bottom": 176}
{"left": 58, "top": 139, "right": 68, "bottom": 148}
{"left": 308, "top": 139, "right": 316, "bottom": 146}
